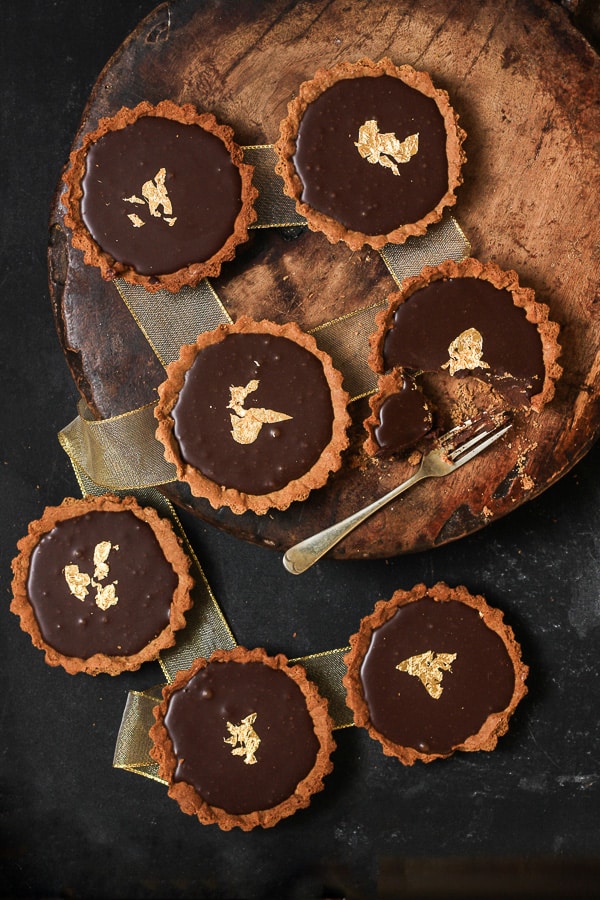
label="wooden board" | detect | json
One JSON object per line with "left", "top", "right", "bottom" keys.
{"left": 48, "top": 0, "right": 600, "bottom": 558}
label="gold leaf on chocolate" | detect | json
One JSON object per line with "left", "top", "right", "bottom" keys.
{"left": 64, "top": 542, "right": 120, "bottom": 608}
{"left": 127, "top": 213, "right": 145, "bottom": 228}
{"left": 228, "top": 380, "right": 292, "bottom": 445}
{"left": 396, "top": 650, "right": 457, "bottom": 699}
{"left": 94, "top": 583, "right": 119, "bottom": 611}
{"left": 123, "top": 168, "right": 177, "bottom": 228}
{"left": 355, "top": 119, "right": 419, "bottom": 176}
{"left": 224, "top": 712, "right": 261, "bottom": 765}
{"left": 63, "top": 564, "right": 91, "bottom": 601}
{"left": 442, "top": 327, "right": 490, "bottom": 376}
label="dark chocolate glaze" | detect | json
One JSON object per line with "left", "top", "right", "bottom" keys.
{"left": 360, "top": 598, "right": 516, "bottom": 756}
{"left": 293, "top": 75, "right": 449, "bottom": 235}
{"left": 81, "top": 116, "right": 243, "bottom": 275}
{"left": 373, "top": 375, "right": 432, "bottom": 455}
{"left": 383, "top": 278, "right": 545, "bottom": 397}
{"left": 27, "top": 510, "right": 177, "bottom": 658}
{"left": 172, "top": 333, "right": 334, "bottom": 495}
{"left": 165, "top": 661, "right": 320, "bottom": 815}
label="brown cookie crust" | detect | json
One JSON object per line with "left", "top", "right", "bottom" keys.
{"left": 368, "top": 257, "right": 562, "bottom": 413}
{"left": 343, "top": 582, "right": 529, "bottom": 765}
{"left": 61, "top": 100, "right": 257, "bottom": 292}
{"left": 149, "top": 646, "right": 336, "bottom": 831}
{"left": 10, "top": 494, "right": 194, "bottom": 675}
{"left": 155, "top": 317, "right": 351, "bottom": 515}
{"left": 275, "top": 57, "right": 466, "bottom": 250}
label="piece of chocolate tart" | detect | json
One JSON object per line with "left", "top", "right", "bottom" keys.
{"left": 62, "top": 100, "right": 257, "bottom": 292}
{"left": 149, "top": 647, "right": 336, "bottom": 830}
{"left": 369, "top": 258, "right": 562, "bottom": 414}
{"left": 155, "top": 317, "right": 351, "bottom": 515}
{"left": 275, "top": 57, "right": 466, "bottom": 250}
{"left": 10, "top": 494, "right": 193, "bottom": 675}
{"left": 363, "top": 369, "right": 434, "bottom": 458}
{"left": 343, "top": 582, "right": 528, "bottom": 765}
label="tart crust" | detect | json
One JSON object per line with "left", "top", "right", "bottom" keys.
{"left": 343, "top": 582, "right": 529, "bottom": 765}
{"left": 275, "top": 57, "right": 466, "bottom": 250}
{"left": 155, "top": 317, "right": 351, "bottom": 515}
{"left": 10, "top": 494, "right": 194, "bottom": 675}
{"left": 149, "top": 646, "right": 336, "bottom": 831}
{"left": 61, "top": 100, "right": 257, "bottom": 293}
{"left": 368, "top": 257, "right": 562, "bottom": 413}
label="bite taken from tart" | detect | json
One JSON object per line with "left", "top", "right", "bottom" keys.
{"left": 149, "top": 646, "right": 336, "bottom": 831}
{"left": 275, "top": 57, "right": 466, "bottom": 250}
{"left": 155, "top": 317, "right": 351, "bottom": 515}
{"left": 10, "top": 494, "right": 194, "bottom": 675}
{"left": 343, "top": 582, "right": 529, "bottom": 765}
{"left": 61, "top": 100, "right": 257, "bottom": 292}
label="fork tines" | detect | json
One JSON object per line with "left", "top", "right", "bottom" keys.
{"left": 439, "top": 409, "right": 512, "bottom": 460}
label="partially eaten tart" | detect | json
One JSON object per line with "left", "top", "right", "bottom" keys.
{"left": 343, "top": 582, "right": 529, "bottom": 765}
{"left": 363, "top": 369, "right": 434, "bottom": 458}
{"left": 62, "top": 100, "right": 257, "bottom": 292}
{"left": 149, "top": 646, "right": 336, "bottom": 830}
{"left": 275, "top": 57, "right": 466, "bottom": 249}
{"left": 10, "top": 494, "right": 193, "bottom": 675}
{"left": 155, "top": 317, "right": 351, "bottom": 515}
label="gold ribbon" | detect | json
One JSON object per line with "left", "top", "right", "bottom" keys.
{"left": 58, "top": 145, "right": 470, "bottom": 779}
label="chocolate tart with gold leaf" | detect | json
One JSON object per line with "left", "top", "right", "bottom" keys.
{"left": 155, "top": 317, "right": 351, "bottom": 515}
{"left": 149, "top": 646, "right": 336, "bottom": 831}
{"left": 363, "top": 369, "right": 434, "bottom": 458}
{"left": 275, "top": 57, "right": 466, "bottom": 250}
{"left": 10, "top": 494, "right": 193, "bottom": 676}
{"left": 369, "top": 258, "right": 562, "bottom": 417}
{"left": 61, "top": 100, "right": 257, "bottom": 293}
{"left": 343, "top": 582, "right": 528, "bottom": 765}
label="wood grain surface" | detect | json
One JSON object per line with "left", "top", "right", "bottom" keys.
{"left": 48, "top": 0, "right": 600, "bottom": 558}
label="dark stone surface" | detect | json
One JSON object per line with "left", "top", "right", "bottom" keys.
{"left": 2, "top": 2, "right": 600, "bottom": 898}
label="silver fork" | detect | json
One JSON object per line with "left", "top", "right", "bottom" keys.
{"left": 283, "top": 413, "right": 512, "bottom": 574}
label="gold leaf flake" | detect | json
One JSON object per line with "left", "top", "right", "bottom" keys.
{"left": 123, "top": 195, "right": 145, "bottom": 205}
{"left": 355, "top": 120, "right": 419, "bottom": 176}
{"left": 63, "top": 565, "right": 91, "bottom": 601}
{"left": 224, "top": 712, "right": 261, "bottom": 765}
{"left": 142, "top": 167, "right": 172, "bottom": 217}
{"left": 127, "top": 213, "right": 145, "bottom": 228}
{"left": 442, "top": 327, "right": 490, "bottom": 376}
{"left": 396, "top": 650, "right": 457, "bottom": 699}
{"left": 93, "top": 541, "right": 112, "bottom": 581}
{"left": 227, "top": 380, "right": 292, "bottom": 445}
{"left": 94, "top": 583, "right": 119, "bottom": 611}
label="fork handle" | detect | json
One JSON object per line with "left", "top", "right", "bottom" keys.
{"left": 283, "top": 469, "right": 426, "bottom": 574}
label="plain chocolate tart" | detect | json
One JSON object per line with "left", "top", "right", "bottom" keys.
{"left": 343, "top": 582, "right": 529, "bottom": 765}
{"left": 10, "top": 494, "right": 194, "bottom": 675}
{"left": 275, "top": 57, "right": 466, "bottom": 250}
{"left": 369, "top": 258, "right": 562, "bottom": 414}
{"left": 149, "top": 647, "right": 336, "bottom": 830}
{"left": 155, "top": 317, "right": 351, "bottom": 515}
{"left": 363, "top": 369, "right": 434, "bottom": 457}
{"left": 62, "top": 100, "right": 257, "bottom": 292}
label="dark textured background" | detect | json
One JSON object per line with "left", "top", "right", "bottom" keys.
{"left": 2, "top": 2, "right": 600, "bottom": 898}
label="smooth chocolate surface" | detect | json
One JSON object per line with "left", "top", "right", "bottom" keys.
{"left": 81, "top": 115, "right": 243, "bottom": 275}
{"left": 360, "top": 598, "right": 515, "bottom": 756}
{"left": 172, "top": 333, "right": 334, "bottom": 495}
{"left": 27, "top": 510, "right": 177, "bottom": 658}
{"left": 165, "top": 661, "right": 319, "bottom": 815}
{"left": 293, "top": 74, "right": 449, "bottom": 235}
{"left": 383, "top": 278, "right": 546, "bottom": 397}
{"left": 372, "top": 375, "right": 432, "bottom": 455}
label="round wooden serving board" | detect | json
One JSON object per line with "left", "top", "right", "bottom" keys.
{"left": 49, "top": 0, "right": 600, "bottom": 559}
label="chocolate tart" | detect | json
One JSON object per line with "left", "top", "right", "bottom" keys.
{"left": 61, "top": 100, "right": 257, "bottom": 292}
{"left": 149, "top": 647, "right": 336, "bottom": 831}
{"left": 363, "top": 370, "right": 434, "bottom": 458}
{"left": 275, "top": 57, "right": 466, "bottom": 250}
{"left": 155, "top": 317, "right": 351, "bottom": 515}
{"left": 343, "top": 582, "right": 528, "bottom": 765}
{"left": 369, "top": 258, "right": 562, "bottom": 414}
{"left": 10, "top": 494, "right": 193, "bottom": 675}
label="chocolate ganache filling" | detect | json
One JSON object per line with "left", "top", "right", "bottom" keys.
{"left": 80, "top": 116, "right": 243, "bottom": 276}
{"left": 372, "top": 375, "right": 432, "bottom": 455}
{"left": 164, "top": 661, "right": 319, "bottom": 815}
{"left": 360, "top": 598, "right": 515, "bottom": 756}
{"left": 27, "top": 510, "right": 177, "bottom": 658}
{"left": 171, "top": 333, "right": 334, "bottom": 495}
{"left": 383, "top": 278, "right": 546, "bottom": 399}
{"left": 293, "top": 75, "right": 449, "bottom": 235}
